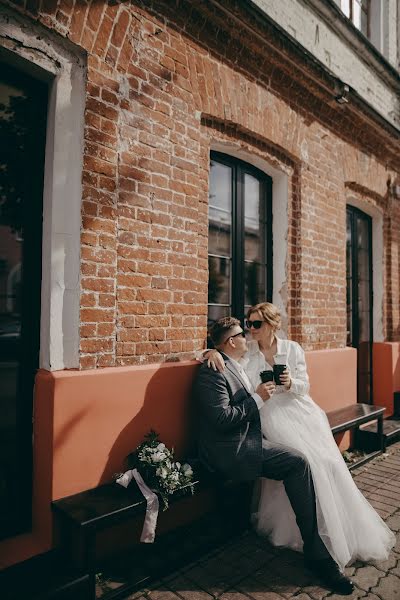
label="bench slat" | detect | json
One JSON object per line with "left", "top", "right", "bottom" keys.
{"left": 52, "top": 482, "right": 146, "bottom": 531}
{"left": 327, "top": 403, "right": 385, "bottom": 434}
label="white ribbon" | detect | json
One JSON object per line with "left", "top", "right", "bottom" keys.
{"left": 116, "top": 468, "right": 160, "bottom": 543}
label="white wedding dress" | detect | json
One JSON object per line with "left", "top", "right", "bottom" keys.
{"left": 241, "top": 338, "right": 396, "bottom": 569}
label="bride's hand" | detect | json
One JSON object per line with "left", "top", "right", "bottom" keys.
{"left": 280, "top": 368, "right": 291, "bottom": 390}
{"left": 205, "top": 349, "right": 225, "bottom": 372}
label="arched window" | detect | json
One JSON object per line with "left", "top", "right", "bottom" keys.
{"left": 208, "top": 152, "right": 273, "bottom": 325}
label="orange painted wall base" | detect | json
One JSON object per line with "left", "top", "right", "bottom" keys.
{"left": 373, "top": 342, "right": 400, "bottom": 417}
{"left": 1, "top": 347, "right": 357, "bottom": 569}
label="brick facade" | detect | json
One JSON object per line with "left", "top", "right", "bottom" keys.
{"left": 3, "top": 0, "right": 400, "bottom": 365}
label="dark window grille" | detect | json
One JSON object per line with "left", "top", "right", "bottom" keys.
{"left": 208, "top": 152, "right": 272, "bottom": 328}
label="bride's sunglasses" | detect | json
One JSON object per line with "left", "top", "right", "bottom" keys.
{"left": 245, "top": 319, "right": 264, "bottom": 329}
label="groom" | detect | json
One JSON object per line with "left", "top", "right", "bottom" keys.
{"left": 194, "top": 316, "right": 354, "bottom": 595}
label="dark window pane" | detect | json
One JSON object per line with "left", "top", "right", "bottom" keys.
{"left": 346, "top": 220, "right": 352, "bottom": 278}
{"left": 358, "top": 278, "right": 370, "bottom": 313}
{"left": 358, "top": 311, "right": 371, "bottom": 343}
{"left": 357, "top": 217, "right": 369, "bottom": 251}
{"left": 357, "top": 248, "right": 370, "bottom": 282}
{"left": 208, "top": 256, "right": 230, "bottom": 305}
{"left": 209, "top": 222, "right": 231, "bottom": 258}
{"left": 244, "top": 173, "right": 266, "bottom": 306}
{"left": 346, "top": 205, "right": 372, "bottom": 404}
{"left": 244, "top": 174, "right": 262, "bottom": 262}
{"left": 208, "top": 161, "right": 232, "bottom": 259}
{"left": 207, "top": 305, "right": 230, "bottom": 329}
{"left": 346, "top": 210, "right": 353, "bottom": 348}
{"left": 245, "top": 261, "right": 265, "bottom": 308}
{"left": 347, "top": 310, "right": 352, "bottom": 346}
{"left": 0, "top": 64, "right": 47, "bottom": 538}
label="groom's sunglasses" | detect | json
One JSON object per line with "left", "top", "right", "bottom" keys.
{"left": 245, "top": 319, "right": 264, "bottom": 330}
{"left": 224, "top": 330, "right": 246, "bottom": 343}
{"left": 230, "top": 330, "right": 246, "bottom": 340}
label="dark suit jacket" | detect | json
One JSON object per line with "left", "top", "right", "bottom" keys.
{"left": 194, "top": 353, "right": 262, "bottom": 482}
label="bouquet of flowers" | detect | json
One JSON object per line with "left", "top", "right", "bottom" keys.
{"left": 129, "top": 430, "right": 196, "bottom": 510}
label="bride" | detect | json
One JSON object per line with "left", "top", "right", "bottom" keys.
{"left": 204, "top": 302, "right": 395, "bottom": 570}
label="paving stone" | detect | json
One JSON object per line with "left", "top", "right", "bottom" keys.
{"left": 218, "top": 591, "right": 250, "bottom": 600}
{"left": 387, "top": 514, "right": 400, "bottom": 532}
{"left": 381, "top": 481, "right": 400, "bottom": 492}
{"left": 368, "top": 493, "right": 399, "bottom": 509}
{"left": 326, "top": 587, "right": 365, "bottom": 600}
{"left": 245, "top": 593, "right": 286, "bottom": 600}
{"left": 374, "top": 507, "right": 393, "bottom": 519}
{"left": 368, "top": 464, "right": 400, "bottom": 476}
{"left": 370, "top": 552, "right": 398, "bottom": 572}
{"left": 357, "top": 472, "right": 390, "bottom": 483}
{"left": 235, "top": 577, "right": 286, "bottom": 600}
{"left": 238, "top": 590, "right": 286, "bottom": 600}
{"left": 301, "top": 585, "right": 329, "bottom": 600}
{"left": 147, "top": 591, "right": 182, "bottom": 600}
{"left": 183, "top": 565, "right": 232, "bottom": 596}
{"left": 351, "top": 565, "right": 382, "bottom": 591}
{"left": 251, "top": 571, "right": 301, "bottom": 598}
{"left": 371, "top": 573, "right": 400, "bottom": 599}
{"left": 351, "top": 481, "right": 374, "bottom": 493}
{"left": 268, "top": 557, "right": 313, "bottom": 588}
{"left": 375, "top": 487, "right": 400, "bottom": 502}
{"left": 166, "top": 575, "right": 214, "bottom": 600}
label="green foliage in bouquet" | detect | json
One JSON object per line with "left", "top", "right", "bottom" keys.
{"left": 132, "top": 430, "right": 196, "bottom": 510}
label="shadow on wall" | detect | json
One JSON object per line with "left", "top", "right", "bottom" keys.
{"left": 100, "top": 363, "right": 199, "bottom": 484}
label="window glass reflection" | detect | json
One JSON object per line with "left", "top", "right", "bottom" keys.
{"left": 208, "top": 154, "right": 271, "bottom": 327}
{"left": 208, "top": 256, "right": 230, "bottom": 305}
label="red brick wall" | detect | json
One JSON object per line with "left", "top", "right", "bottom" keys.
{"left": 4, "top": 0, "right": 400, "bottom": 366}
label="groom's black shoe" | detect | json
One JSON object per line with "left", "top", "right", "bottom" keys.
{"left": 305, "top": 558, "right": 354, "bottom": 595}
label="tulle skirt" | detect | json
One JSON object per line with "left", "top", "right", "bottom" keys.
{"left": 254, "top": 392, "right": 396, "bottom": 569}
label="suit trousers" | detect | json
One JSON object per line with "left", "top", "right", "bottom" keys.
{"left": 261, "top": 440, "right": 330, "bottom": 561}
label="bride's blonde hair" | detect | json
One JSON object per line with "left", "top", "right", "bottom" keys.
{"left": 247, "top": 302, "right": 281, "bottom": 331}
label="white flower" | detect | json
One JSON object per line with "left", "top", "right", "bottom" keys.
{"left": 182, "top": 463, "right": 193, "bottom": 477}
{"left": 156, "top": 466, "right": 168, "bottom": 479}
{"left": 151, "top": 451, "right": 166, "bottom": 463}
{"left": 156, "top": 443, "right": 166, "bottom": 450}
{"left": 175, "top": 462, "right": 181, "bottom": 469}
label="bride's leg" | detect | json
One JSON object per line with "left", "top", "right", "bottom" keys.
{"left": 261, "top": 441, "right": 329, "bottom": 561}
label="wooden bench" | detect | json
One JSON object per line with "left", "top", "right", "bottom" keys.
{"left": 51, "top": 466, "right": 248, "bottom": 600}
{"left": 52, "top": 482, "right": 148, "bottom": 600}
{"left": 326, "top": 402, "right": 385, "bottom": 469}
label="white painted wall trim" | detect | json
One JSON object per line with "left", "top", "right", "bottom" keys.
{"left": 0, "top": 8, "right": 86, "bottom": 370}
{"left": 346, "top": 197, "right": 384, "bottom": 342}
{"left": 210, "top": 141, "right": 290, "bottom": 335}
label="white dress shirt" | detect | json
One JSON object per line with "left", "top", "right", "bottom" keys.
{"left": 230, "top": 357, "right": 264, "bottom": 410}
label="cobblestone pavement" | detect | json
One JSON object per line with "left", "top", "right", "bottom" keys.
{"left": 126, "top": 441, "right": 400, "bottom": 600}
